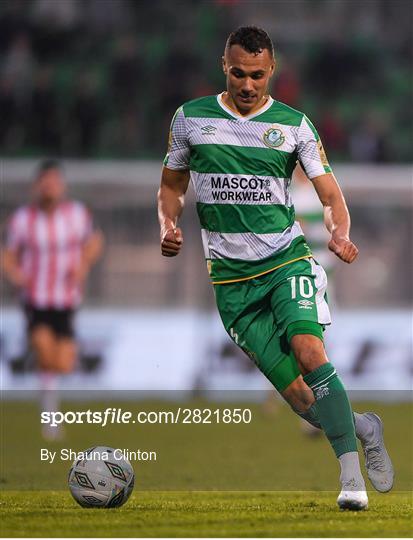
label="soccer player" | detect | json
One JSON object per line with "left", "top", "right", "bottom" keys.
{"left": 157, "top": 27, "right": 394, "bottom": 510}
{"left": 3, "top": 159, "right": 103, "bottom": 438}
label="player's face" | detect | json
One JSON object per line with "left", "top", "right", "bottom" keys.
{"left": 222, "top": 45, "right": 275, "bottom": 115}
{"left": 34, "top": 168, "right": 66, "bottom": 207}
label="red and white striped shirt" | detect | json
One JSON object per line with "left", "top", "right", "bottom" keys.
{"left": 6, "top": 201, "right": 93, "bottom": 309}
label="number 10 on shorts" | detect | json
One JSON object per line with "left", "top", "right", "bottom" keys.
{"left": 288, "top": 276, "right": 314, "bottom": 299}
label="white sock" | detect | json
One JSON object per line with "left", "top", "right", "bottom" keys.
{"left": 39, "top": 372, "right": 59, "bottom": 413}
{"left": 339, "top": 451, "right": 365, "bottom": 489}
{"left": 354, "top": 412, "right": 374, "bottom": 443}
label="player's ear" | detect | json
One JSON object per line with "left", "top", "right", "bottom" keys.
{"left": 269, "top": 59, "right": 276, "bottom": 78}
{"left": 222, "top": 55, "right": 227, "bottom": 75}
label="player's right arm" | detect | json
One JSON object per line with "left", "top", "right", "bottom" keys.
{"left": 2, "top": 247, "right": 27, "bottom": 288}
{"left": 2, "top": 211, "right": 28, "bottom": 288}
{"left": 158, "top": 105, "right": 190, "bottom": 257}
{"left": 157, "top": 166, "right": 190, "bottom": 257}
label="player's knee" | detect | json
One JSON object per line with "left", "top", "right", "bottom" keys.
{"left": 56, "top": 341, "right": 77, "bottom": 374}
{"left": 36, "top": 357, "right": 55, "bottom": 372}
{"left": 290, "top": 334, "right": 328, "bottom": 374}
{"left": 55, "top": 356, "right": 75, "bottom": 374}
{"left": 57, "top": 362, "right": 74, "bottom": 374}
{"left": 30, "top": 327, "right": 57, "bottom": 368}
{"left": 282, "top": 376, "right": 315, "bottom": 413}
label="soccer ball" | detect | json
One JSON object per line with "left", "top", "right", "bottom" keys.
{"left": 68, "top": 446, "right": 134, "bottom": 508}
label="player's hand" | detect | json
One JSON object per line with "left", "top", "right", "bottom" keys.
{"left": 328, "top": 235, "right": 359, "bottom": 263}
{"left": 67, "top": 263, "right": 89, "bottom": 285}
{"left": 161, "top": 227, "right": 183, "bottom": 257}
{"left": 10, "top": 270, "right": 28, "bottom": 289}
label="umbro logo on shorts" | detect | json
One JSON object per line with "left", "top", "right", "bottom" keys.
{"left": 298, "top": 299, "right": 314, "bottom": 309}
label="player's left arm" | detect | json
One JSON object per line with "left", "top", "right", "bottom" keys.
{"left": 81, "top": 229, "right": 104, "bottom": 275}
{"left": 75, "top": 211, "right": 104, "bottom": 284}
{"left": 297, "top": 114, "right": 358, "bottom": 264}
{"left": 311, "top": 173, "right": 359, "bottom": 264}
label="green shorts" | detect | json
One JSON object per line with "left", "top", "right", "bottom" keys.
{"left": 213, "top": 257, "right": 331, "bottom": 392}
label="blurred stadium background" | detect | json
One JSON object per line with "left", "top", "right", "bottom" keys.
{"left": 1, "top": 0, "right": 412, "bottom": 394}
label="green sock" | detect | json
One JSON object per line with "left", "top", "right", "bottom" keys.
{"left": 297, "top": 405, "right": 366, "bottom": 442}
{"left": 303, "top": 363, "right": 357, "bottom": 457}
{"left": 296, "top": 404, "right": 321, "bottom": 430}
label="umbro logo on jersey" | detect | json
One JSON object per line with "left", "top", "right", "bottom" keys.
{"left": 201, "top": 125, "right": 217, "bottom": 135}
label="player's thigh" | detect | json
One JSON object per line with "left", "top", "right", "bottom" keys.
{"left": 29, "top": 324, "right": 58, "bottom": 370}
{"left": 30, "top": 324, "right": 56, "bottom": 349}
{"left": 214, "top": 280, "right": 300, "bottom": 392}
{"left": 56, "top": 338, "right": 77, "bottom": 373}
{"left": 26, "top": 306, "right": 76, "bottom": 370}
{"left": 270, "top": 258, "right": 331, "bottom": 339}
{"left": 54, "top": 309, "right": 77, "bottom": 373}
{"left": 25, "top": 305, "right": 53, "bottom": 339}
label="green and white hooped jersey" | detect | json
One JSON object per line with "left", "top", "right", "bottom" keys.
{"left": 164, "top": 93, "right": 332, "bottom": 284}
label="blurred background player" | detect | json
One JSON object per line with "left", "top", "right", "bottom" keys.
{"left": 2, "top": 159, "right": 103, "bottom": 439}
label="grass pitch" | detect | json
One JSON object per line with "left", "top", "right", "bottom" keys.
{"left": 1, "top": 399, "right": 412, "bottom": 537}
{"left": 1, "top": 490, "right": 412, "bottom": 537}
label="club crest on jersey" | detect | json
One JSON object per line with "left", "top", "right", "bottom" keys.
{"left": 263, "top": 127, "right": 285, "bottom": 148}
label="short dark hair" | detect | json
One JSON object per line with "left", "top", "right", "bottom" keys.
{"left": 35, "top": 158, "right": 62, "bottom": 180}
{"left": 226, "top": 26, "right": 274, "bottom": 57}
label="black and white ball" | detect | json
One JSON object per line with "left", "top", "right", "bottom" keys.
{"left": 68, "top": 446, "right": 134, "bottom": 508}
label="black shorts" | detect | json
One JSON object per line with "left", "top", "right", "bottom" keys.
{"left": 24, "top": 305, "right": 75, "bottom": 338}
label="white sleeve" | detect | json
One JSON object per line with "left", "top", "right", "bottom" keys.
{"left": 71, "top": 201, "right": 94, "bottom": 243}
{"left": 6, "top": 209, "right": 26, "bottom": 251}
{"left": 297, "top": 115, "right": 332, "bottom": 179}
{"left": 163, "top": 106, "right": 190, "bottom": 170}
{"left": 80, "top": 205, "right": 93, "bottom": 241}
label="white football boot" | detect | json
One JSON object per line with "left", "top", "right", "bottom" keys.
{"left": 360, "top": 413, "right": 394, "bottom": 492}
{"left": 337, "top": 479, "right": 368, "bottom": 511}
